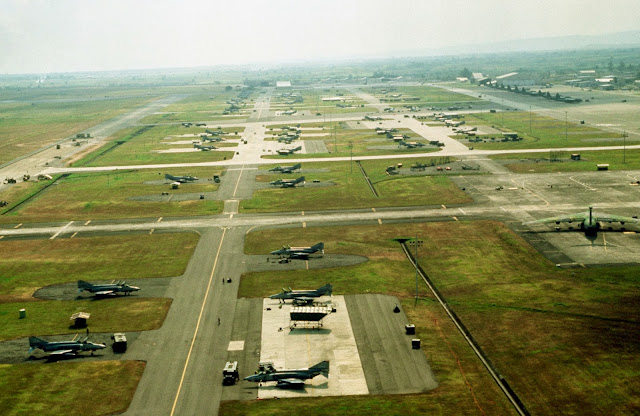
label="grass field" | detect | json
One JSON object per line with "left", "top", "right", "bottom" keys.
{"left": 490, "top": 149, "right": 640, "bottom": 173}
{"left": 1, "top": 169, "right": 224, "bottom": 222}
{"left": 235, "top": 221, "right": 640, "bottom": 415}
{"left": 241, "top": 160, "right": 470, "bottom": 213}
{"left": 457, "top": 111, "right": 625, "bottom": 150}
{"left": 0, "top": 233, "right": 198, "bottom": 301}
{"left": 0, "top": 297, "right": 172, "bottom": 341}
{"left": 139, "top": 91, "right": 254, "bottom": 123}
{"left": 0, "top": 96, "right": 153, "bottom": 165}
{"left": 72, "top": 124, "right": 240, "bottom": 167}
{"left": 0, "top": 361, "right": 145, "bottom": 416}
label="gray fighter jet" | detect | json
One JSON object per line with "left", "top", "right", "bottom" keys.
{"left": 29, "top": 331, "right": 106, "bottom": 357}
{"left": 269, "top": 284, "right": 332, "bottom": 304}
{"left": 244, "top": 361, "right": 329, "bottom": 388}
{"left": 276, "top": 146, "right": 302, "bottom": 155}
{"left": 78, "top": 280, "right": 140, "bottom": 297}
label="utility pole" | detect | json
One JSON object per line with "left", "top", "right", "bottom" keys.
{"left": 529, "top": 105, "right": 532, "bottom": 134}
{"left": 348, "top": 141, "right": 353, "bottom": 174}
{"left": 623, "top": 130, "right": 627, "bottom": 164}
{"left": 411, "top": 237, "right": 423, "bottom": 305}
{"left": 565, "top": 111, "right": 568, "bottom": 141}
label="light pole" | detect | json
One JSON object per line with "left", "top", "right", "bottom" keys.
{"left": 565, "top": 111, "right": 568, "bottom": 141}
{"left": 623, "top": 130, "right": 627, "bottom": 164}
{"left": 529, "top": 105, "right": 532, "bottom": 134}
{"left": 348, "top": 141, "right": 353, "bottom": 174}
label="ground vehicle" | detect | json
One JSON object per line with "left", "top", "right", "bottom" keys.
{"left": 223, "top": 361, "right": 239, "bottom": 385}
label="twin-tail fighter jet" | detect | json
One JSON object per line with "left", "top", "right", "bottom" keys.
{"left": 244, "top": 361, "right": 330, "bottom": 388}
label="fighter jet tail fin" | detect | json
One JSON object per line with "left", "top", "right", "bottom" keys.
{"left": 310, "top": 360, "right": 330, "bottom": 377}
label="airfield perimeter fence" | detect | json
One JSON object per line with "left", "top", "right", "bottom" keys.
{"left": 400, "top": 241, "right": 530, "bottom": 416}
{"left": 355, "top": 161, "right": 378, "bottom": 197}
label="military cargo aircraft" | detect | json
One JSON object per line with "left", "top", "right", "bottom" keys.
{"left": 244, "top": 361, "right": 330, "bottom": 388}
{"left": 194, "top": 143, "right": 216, "bottom": 151}
{"left": 277, "top": 146, "right": 302, "bottom": 155}
{"left": 165, "top": 173, "right": 198, "bottom": 183}
{"left": 269, "top": 176, "right": 305, "bottom": 188}
{"left": 269, "top": 163, "right": 301, "bottom": 173}
{"left": 29, "top": 331, "right": 106, "bottom": 357}
{"left": 270, "top": 242, "right": 324, "bottom": 259}
{"left": 398, "top": 140, "right": 425, "bottom": 148}
{"left": 524, "top": 206, "right": 639, "bottom": 241}
{"left": 269, "top": 284, "right": 333, "bottom": 304}
{"left": 78, "top": 280, "right": 140, "bottom": 296}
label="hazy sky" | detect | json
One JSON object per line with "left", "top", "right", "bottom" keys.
{"left": 2, "top": 0, "right": 640, "bottom": 74}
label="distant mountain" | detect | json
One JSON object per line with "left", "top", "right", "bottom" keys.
{"left": 402, "top": 31, "right": 640, "bottom": 57}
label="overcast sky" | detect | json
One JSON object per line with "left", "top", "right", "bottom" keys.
{"left": 2, "top": 0, "right": 640, "bottom": 74}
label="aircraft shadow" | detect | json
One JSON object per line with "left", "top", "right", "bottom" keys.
{"left": 286, "top": 328, "right": 332, "bottom": 335}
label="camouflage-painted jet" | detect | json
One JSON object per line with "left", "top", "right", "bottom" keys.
{"left": 165, "top": 173, "right": 198, "bottom": 183}
{"left": 269, "top": 163, "right": 301, "bottom": 174}
{"left": 269, "top": 176, "right": 305, "bottom": 188}
{"left": 194, "top": 143, "right": 216, "bottom": 151}
{"left": 270, "top": 242, "right": 324, "bottom": 259}
{"left": 524, "top": 206, "right": 639, "bottom": 241}
{"left": 269, "top": 284, "right": 333, "bottom": 304}
{"left": 244, "top": 361, "right": 330, "bottom": 388}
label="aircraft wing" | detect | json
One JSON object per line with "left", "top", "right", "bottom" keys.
{"left": 276, "top": 378, "right": 306, "bottom": 388}
{"left": 593, "top": 213, "right": 639, "bottom": 224}
{"left": 49, "top": 349, "right": 77, "bottom": 356}
{"left": 524, "top": 214, "right": 587, "bottom": 225}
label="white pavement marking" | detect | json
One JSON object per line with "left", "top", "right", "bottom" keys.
{"left": 70, "top": 232, "right": 78, "bottom": 238}
{"left": 171, "top": 228, "right": 227, "bottom": 416}
{"left": 232, "top": 165, "right": 244, "bottom": 198}
{"left": 303, "top": 222, "right": 306, "bottom": 228}
{"left": 149, "top": 229, "right": 154, "bottom": 235}
{"left": 14, "top": 223, "right": 22, "bottom": 229}
{"left": 84, "top": 220, "right": 91, "bottom": 226}
{"left": 378, "top": 218, "right": 383, "bottom": 225}
{"left": 459, "top": 208, "right": 467, "bottom": 215}
{"left": 258, "top": 297, "right": 368, "bottom": 398}
{"left": 227, "top": 341, "right": 245, "bottom": 351}
{"left": 50, "top": 221, "right": 73, "bottom": 240}
{"left": 157, "top": 217, "right": 163, "bottom": 223}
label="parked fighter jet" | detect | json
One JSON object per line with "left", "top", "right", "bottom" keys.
{"left": 269, "top": 284, "right": 333, "bottom": 304}
{"left": 29, "top": 331, "right": 106, "bottom": 357}
{"left": 205, "top": 129, "right": 228, "bottom": 136}
{"left": 524, "top": 206, "right": 639, "bottom": 242}
{"left": 269, "top": 163, "right": 301, "bottom": 173}
{"left": 244, "top": 361, "right": 330, "bottom": 388}
{"left": 201, "top": 136, "right": 224, "bottom": 142}
{"left": 194, "top": 143, "right": 216, "bottom": 151}
{"left": 277, "top": 146, "right": 302, "bottom": 155}
{"left": 410, "top": 162, "right": 429, "bottom": 171}
{"left": 270, "top": 242, "right": 324, "bottom": 259}
{"left": 165, "top": 174, "right": 198, "bottom": 183}
{"left": 78, "top": 280, "right": 140, "bottom": 296}
{"left": 398, "top": 140, "right": 425, "bottom": 148}
{"left": 364, "top": 115, "right": 382, "bottom": 121}
{"left": 269, "top": 176, "right": 305, "bottom": 188}
{"left": 281, "top": 110, "right": 298, "bottom": 116}
{"left": 277, "top": 134, "right": 299, "bottom": 143}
